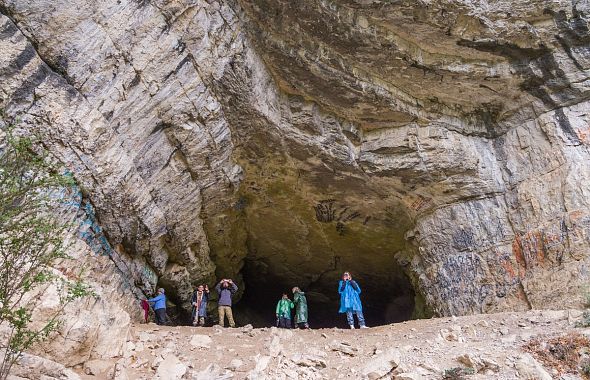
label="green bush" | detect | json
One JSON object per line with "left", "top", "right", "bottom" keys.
{"left": 0, "top": 114, "right": 92, "bottom": 380}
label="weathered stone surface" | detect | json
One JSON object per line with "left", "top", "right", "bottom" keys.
{"left": 395, "top": 373, "right": 424, "bottom": 380}
{"left": 190, "top": 334, "right": 213, "bottom": 349}
{"left": 515, "top": 353, "right": 553, "bottom": 380}
{"left": 155, "top": 354, "right": 187, "bottom": 380}
{"left": 361, "top": 348, "right": 401, "bottom": 379}
{"left": 268, "top": 335, "right": 282, "bottom": 358}
{"left": 9, "top": 353, "right": 81, "bottom": 380}
{"left": 83, "top": 359, "right": 113, "bottom": 376}
{"left": 226, "top": 358, "right": 244, "bottom": 371}
{"left": 0, "top": 0, "right": 589, "bottom": 363}
{"left": 290, "top": 353, "right": 328, "bottom": 368}
{"left": 330, "top": 341, "right": 359, "bottom": 356}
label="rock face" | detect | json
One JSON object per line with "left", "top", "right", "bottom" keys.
{"left": 1, "top": 0, "right": 590, "bottom": 347}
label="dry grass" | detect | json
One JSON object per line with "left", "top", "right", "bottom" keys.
{"left": 524, "top": 332, "right": 590, "bottom": 377}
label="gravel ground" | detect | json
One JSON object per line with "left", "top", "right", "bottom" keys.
{"left": 74, "top": 309, "right": 589, "bottom": 379}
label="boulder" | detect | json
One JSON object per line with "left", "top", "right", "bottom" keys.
{"left": 395, "top": 373, "right": 424, "bottom": 380}
{"left": 515, "top": 353, "right": 552, "bottom": 380}
{"left": 290, "top": 353, "right": 327, "bottom": 368}
{"left": 83, "top": 359, "right": 113, "bottom": 375}
{"left": 456, "top": 353, "right": 484, "bottom": 372}
{"left": 330, "top": 342, "right": 359, "bottom": 356}
{"left": 268, "top": 336, "right": 282, "bottom": 357}
{"left": 246, "top": 354, "right": 272, "bottom": 378}
{"left": 154, "top": 354, "right": 187, "bottom": 380}
{"left": 254, "top": 355, "right": 271, "bottom": 372}
{"left": 362, "top": 348, "right": 401, "bottom": 380}
{"left": 109, "top": 361, "right": 130, "bottom": 380}
{"left": 190, "top": 334, "right": 213, "bottom": 348}
{"left": 195, "top": 364, "right": 232, "bottom": 380}
{"left": 9, "top": 353, "right": 81, "bottom": 380}
{"left": 226, "top": 359, "right": 244, "bottom": 371}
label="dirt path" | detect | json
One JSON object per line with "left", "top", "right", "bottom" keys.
{"left": 75, "top": 309, "right": 590, "bottom": 379}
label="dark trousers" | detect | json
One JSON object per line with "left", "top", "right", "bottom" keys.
{"left": 155, "top": 308, "right": 167, "bottom": 325}
{"left": 278, "top": 317, "right": 292, "bottom": 328}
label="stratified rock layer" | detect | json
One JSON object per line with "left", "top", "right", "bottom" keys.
{"left": 1, "top": 0, "right": 590, "bottom": 357}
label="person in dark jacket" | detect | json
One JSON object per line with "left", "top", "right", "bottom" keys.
{"left": 147, "top": 288, "right": 167, "bottom": 325}
{"left": 216, "top": 279, "right": 238, "bottom": 327}
{"left": 338, "top": 272, "right": 367, "bottom": 329}
{"left": 191, "top": 284, "right": 209, "bottom": 326}
{"left": 292, "top": 287, "right": 309, "bottom": 329}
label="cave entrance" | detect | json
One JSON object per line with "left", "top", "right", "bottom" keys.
{"left": 234, "top": 256, "right": 419, "bottom": 328}
{"left": 222, "top": 163, "right": 426, "bottom": 328}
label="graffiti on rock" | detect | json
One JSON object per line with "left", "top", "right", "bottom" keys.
{"left": 452, "top": 228, "right": 475, "bottom": 251}
{"left": 313, "top": 199, "right": 366, "bottom": 235}
{"left": 54, "top": 176, "right": 156, "bottom": 295}
{"left": 314, "top": 199, "right": 336, "bottom": 222}
{"left": 421, "top": 248, "right": 493, "bottom": 315}
{"left": 409, "top": 194, "right": 432, "bottom": 212}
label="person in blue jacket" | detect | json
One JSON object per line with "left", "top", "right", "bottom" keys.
{"left": 148, "top": 288, "right": 167, "bottom": 325}
{"left": 338, "top": 272, "right": 367, "bottom": 329}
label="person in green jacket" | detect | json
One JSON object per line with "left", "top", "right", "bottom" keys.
{"left": 292, "top": 287, "right": 309, "bottom": 329}
{"left": 275, "top": 293, "right": 294, "bottom": 328}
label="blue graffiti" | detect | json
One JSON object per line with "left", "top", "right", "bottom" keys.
{"left": 54, "top": 171, "right": 114, "bottom": 257}
{"left": 78, "top": 200, "right": 115, "bottom": 257}
{"left": 53, "top": 172, "right": 153, "bottom": 299}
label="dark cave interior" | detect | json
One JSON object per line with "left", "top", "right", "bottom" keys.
{"left": 232, "top": 258, "right": 420, "bottom": 328}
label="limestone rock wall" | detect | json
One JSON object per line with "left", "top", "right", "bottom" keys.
{"left": 232, "top": 0, "right": 590, "bottom": 315}
{"left": 0, "top": 0, "right": 589, "bottom": 353}
{"left": 0, "top": 0, "right": 240, "bottom": 308}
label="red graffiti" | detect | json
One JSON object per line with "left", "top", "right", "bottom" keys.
{"left": 409, "top": 194, "right": 432, "bottom": 212}
{"left": 577, "top": 126, "right": 590, "bottom": 145}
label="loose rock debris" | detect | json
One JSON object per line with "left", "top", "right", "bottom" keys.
{"left": 42, "top": 309, "right": 590, "bottom": 380}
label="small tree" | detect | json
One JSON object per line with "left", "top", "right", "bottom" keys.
{"left": 0, "top": 113, "right": 91, "bottom": 379}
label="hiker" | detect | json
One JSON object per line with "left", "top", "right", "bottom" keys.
{"left": 338, "top": 272, "right": 367, "bottom": 329}
{"left": 216, "top": 279, "right": 238, "bottom": 327}
{"left": 140, "top": 299, "right": 150, "bottom": 323}
{"left": 276, "top": 293, "right": 294, "bottom": 328}
{"left": 147, "top": 288, "right": 167, "bottom": 325}
{"left": 191, "top": 284, "right": 210, "bottom": 326}
{"left": 292, "top": 287, "right": 309, "bottom": 329}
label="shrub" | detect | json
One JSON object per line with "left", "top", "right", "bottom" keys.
{"left": 524, "top": 332, "right": 590, "bottom": 377}
{"left": 0, "top": 114, "right": 92, "bottom": 380}
{"left": 442, "top": 366, "right": 475, "bottom": 380}
{"left": 577, "top": 311, "right": 590, "bottom": 328}
{"left": 580, "top": 358, "right": 590, "bottom": 378}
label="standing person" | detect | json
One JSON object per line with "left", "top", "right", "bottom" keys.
{"left": 140, "top": 299, "right": 150, "bottom": 323}
{"left": 275, "top": 293, "right": 294, "bottom": 328}
{"left": 338, "top": 272, "right": 367, "bottom": 329}
{"left": 292, "top": 287, "right": 309, "bottom": 329}
{"left": 216, "top": 279, "right": 238, "bottom": 327}
{"left": 148, "top": 288, "right": 167, "bottom": 325}
{"left": 191, "top": 284, "right": 210, "bottom": 326}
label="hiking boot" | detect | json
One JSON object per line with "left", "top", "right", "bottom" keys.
{"left": 360, "top": 325, "right": 369, "bottom": 329}
{"left": 349, "top": 325, "right": 355, "bottom": 329}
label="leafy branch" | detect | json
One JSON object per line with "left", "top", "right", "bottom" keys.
{"left": 0, "top": 113, "right": 92, "bottom": 380}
